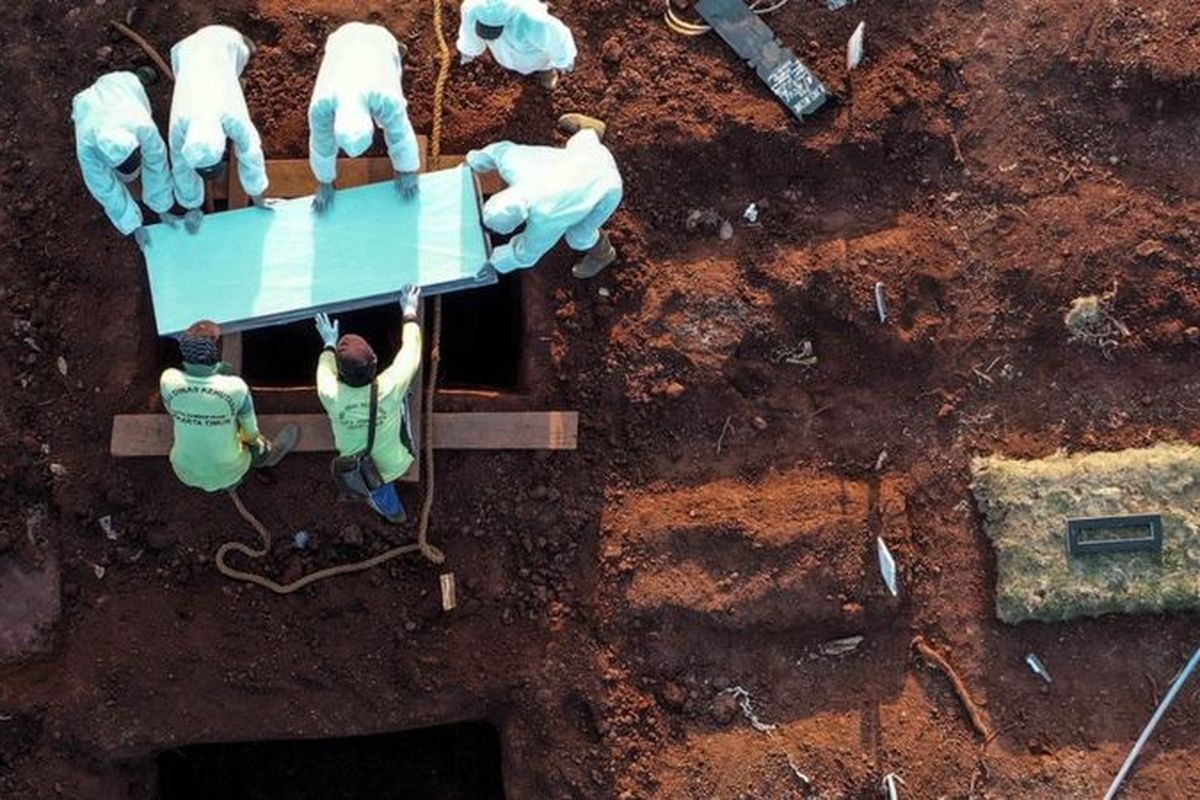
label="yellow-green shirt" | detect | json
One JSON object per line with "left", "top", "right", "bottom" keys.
{"left": 160, "top": 363, "right": 260, "bottom": 492}
{"left": 317, "top": 321, "right": 422, "bottom": 483}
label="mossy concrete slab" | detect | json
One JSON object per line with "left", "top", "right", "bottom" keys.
{"left": 972, "top": 443, "right": 1200, "bottom": 623}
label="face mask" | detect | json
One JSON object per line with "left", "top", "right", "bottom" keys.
{"left": 116, "top": 164, "right": 142, "bottom": 183}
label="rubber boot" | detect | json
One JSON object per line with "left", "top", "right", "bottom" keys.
{"left": 557, "top": 113, "right": 607, "bottom": 140}
{"left": 572, "top": 232, "right": 616, "bottom": 279}
{"left": 256, "top": 424, "right": 299, "bottom": 468}
{"left": 537, "top": 68, "right": 560, "bottom": 90}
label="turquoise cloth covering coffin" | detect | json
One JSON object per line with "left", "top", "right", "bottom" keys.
{"left": 143, "top": 166, "right": 494, "bottom": 336}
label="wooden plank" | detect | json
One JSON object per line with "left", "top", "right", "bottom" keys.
{"left": 111, "top": 411, "right": 578, "bottom": 457}
{"left": 437, "top": 155, "right": 506, "bottom": 195}
{"left": 262, "top": 135, "right": 430, "bottom": 199}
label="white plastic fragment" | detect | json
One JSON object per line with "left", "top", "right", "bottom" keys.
{"left": 98, "top": 515, "right": 119, "bottom": 541}
{"left": 818, "top": 635, "right": 864, "bottom": 656}
{"left": 743, "top": 203, "right": 759, "bottom": 223}
{"left": 876, "top": 536, "right": 899, "bottom": 596}
{"left": 48, "top": 463, "right": 68, "bottom": 477}
{"left": 874, "top": 281, "right": 888, "bottom": 323}
{"left": 826, "top": 0, "right": 855, "bottom": 8}
{"left": 92, "top": 564, "right": 106, "bottom": 580}
{"left": 847, "top": 21, "right": 866, "bottom": 71}
{"left": 720, "top": 686, "right": 776, "bottom": 733}
{"left": 292, "top": 530, "right": 311, "bottom": 550}
{"left": 1025, "top": 652, "right": 1053, "bottom": 683}
{"left": 719, "top": 219, "right": 734, "bottom": 241}
{"left": 882, "top": 772, "right": 904, "bottom": 799}
{"left": 56, "top": 356, "right": 68, "bottom": 376}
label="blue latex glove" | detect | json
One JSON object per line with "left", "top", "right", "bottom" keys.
{"left": 312, "top": 182, "right": 335, "bottom": 213}
{"left": 133, "top": 226, "right": 149, "bottom": 249}
{"left": 400, "top": 285, "right": 420, "bottom": 320}
{"left": 394, "top": 171, "right": 418, "bottom": 200}
{"left": 184, "top": 208, "right": 203, "bottom": 234}
{"left": 314, "top": 312, "right": 339, "bottom": 349}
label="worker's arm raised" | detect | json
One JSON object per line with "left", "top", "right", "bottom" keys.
{"left": 382, "top": 286, "right": 423, "bottom": 392}
{"left": 314, "top": 312, "right": 341, "bottom": 402}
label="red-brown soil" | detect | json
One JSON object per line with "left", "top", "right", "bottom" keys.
{"left": 3, "top": 0, "right": 1200, "bottom": 797}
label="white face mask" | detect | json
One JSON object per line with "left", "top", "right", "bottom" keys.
{"left": 116, "top": 164, "right": 142, "bottom": 183}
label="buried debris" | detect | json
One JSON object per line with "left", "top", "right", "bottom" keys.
{"left": 720, "top": 685, "right": 776, "bottom": 733}
{"left": 1025, "top": 653, "right": 1052, "bottom": 684}
{"left": 717, "top": 686, "right": 812, "bottom": 788}
{"left": 1064, "top": 282, "right": 1129, "bottom": 354}
{"left": 876, "top": 537, "right": 899, "bottom": 597}
{"left": 817, "top": 635, "right": 864, "bottom": 657}
{"left": 881, "top": 772, "right": 904, "bottom": 799}
{"left": 912, "top": 636, "right": 994, "bottom": 741}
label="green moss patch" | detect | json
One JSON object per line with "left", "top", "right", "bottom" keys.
{"left": 971, "top": 443, "right": 1200, "bottom": 623}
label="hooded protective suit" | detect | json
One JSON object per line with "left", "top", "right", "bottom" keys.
{"left": 457, "top": 0, "right": 576, "bottom": 75}
{"left": 168, "top": 25, "right": 267, "bottom": 209}
{"left": 71, "top": 72, "right": 174, "bottom": 235}
{"left": 308, "top": 23, "right": 421, "bottom": 185}
{"left": 465, "top": 129, "right": 622, "bottom": 273}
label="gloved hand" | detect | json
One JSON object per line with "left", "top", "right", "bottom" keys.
{"left": 184, "top": 208, "right": 203, "bottom": 234}
{"left": 159, "top": 211, "right": 182, "bottom": 228}
{"left": 312, "top": 182, "right": 336, "bottom": 213}
{"left": 314, "top": 312, "right": 339, "bottom": 349}
{"left": 132, "top": 226, "right": 149, "bottom": 249}
{"left": 400, "top": 285, "right": 421, "bottom": 320}
{"left": 249, "top": 194, "right": 274, "bottom": 210}
{"left": 394, "top": 171, "right": 419, "bottom": 200}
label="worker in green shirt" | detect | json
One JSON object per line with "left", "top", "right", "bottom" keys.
{"left": 313, "top": 287, "right": 422, "bottom": 522}
{"left": 160, "top": 320, "right": 298, "bottom": 492}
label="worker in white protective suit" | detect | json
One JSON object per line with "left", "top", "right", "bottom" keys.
{"left": 169, "top": 25, "right": 269, "bottom": 233}
{"left": 465, "top": 123, "right": 622, "bottom": 279}
{"left": 457, "top": 0, "right": 577, "bottom": 90}
{"left": 308, "top": 22, "right": 422, "bottom": 213}
{"left": 72, "top": 71, "right": 176, "bottom": 249}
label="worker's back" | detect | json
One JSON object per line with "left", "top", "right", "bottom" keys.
{"left": 160, "top": 365, "right": 255, "bottom": 492}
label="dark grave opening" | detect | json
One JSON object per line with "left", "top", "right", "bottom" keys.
{"left": 156, "top": 721, "right": 505, "bottom": 800}
{"left": 439, "top": 272, "right": 524, "bottom": 391}
{"left": 241, "top": 304, "right": 404, "bottom": 387}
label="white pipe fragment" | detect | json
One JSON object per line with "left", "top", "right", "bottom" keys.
{"left": 1104, "top": 646, "right": 1200, "bottom": 800}
{"left": 874, "top": 281, "right": 888, "bottom": 323}
{"left": 847, "top": 21, "right": 866, "bottom": 70}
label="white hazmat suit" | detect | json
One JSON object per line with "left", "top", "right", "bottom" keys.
{"left": 466, "top": 130, "right": 622, "bottom": 273}
{"left": 309, "top": 22, "right": 421, "bottom": 185}
{"left": 457, "top": 0, "right": 576, "bottom": 76}
{"left": 168, "top": 25, "right": 267, "bottom": 209}
{"left": 71, "top": 71, "right": 174, "bottom": 235}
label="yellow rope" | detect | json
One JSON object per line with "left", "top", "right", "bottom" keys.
{"left": 217, "top": 488, "right": 432, "bottom": 593}
{"left": 663, "top": 0, "right": 791, "bottom": 37}
{"left": 215, "top": 0, "right": 454, "bottom": 591}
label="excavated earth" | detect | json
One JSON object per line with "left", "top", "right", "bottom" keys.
{"left": 3, "top": 0, "right": 1200, "bottom": 797}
